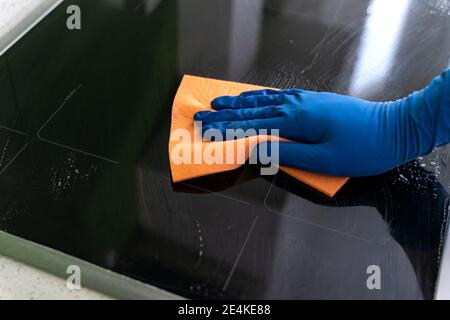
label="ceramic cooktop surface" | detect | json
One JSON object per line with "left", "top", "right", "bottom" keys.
{"left": 0, "top": 0, "right": 449, "bottom": 299}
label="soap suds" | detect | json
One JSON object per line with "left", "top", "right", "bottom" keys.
{"left": 0, "top": 135, "right": 11, "bottom": 168}
{"left": 49, "top": 152, "right": 98, "bottom": 200}
{"left": 194, "top": 220, "right": 205, "bottom": 268}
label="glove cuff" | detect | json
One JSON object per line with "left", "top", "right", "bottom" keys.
{"left": 431, "top": 69, "right": 450, "bottom": 148}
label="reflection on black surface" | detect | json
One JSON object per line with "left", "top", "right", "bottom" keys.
{"left": 0, "top": 0, "right": 449, "bottom": 299}
{"left": 265, "top": 160, "right": 449, "bottom": 299}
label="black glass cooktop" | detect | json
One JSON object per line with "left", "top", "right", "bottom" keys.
{"left": 1, "top": 0, "right": 450, "bottom": 299}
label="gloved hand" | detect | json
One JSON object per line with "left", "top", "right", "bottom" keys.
{"left": 194, "top": 70, "right": 450, "bottom": 177}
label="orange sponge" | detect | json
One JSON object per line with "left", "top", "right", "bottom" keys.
{"left": 168, "top": 75, "right": 349, "bottom": 197}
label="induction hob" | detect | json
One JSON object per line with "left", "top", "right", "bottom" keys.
{"left": 0, "top": 0, "right": 449, "bottom": 299}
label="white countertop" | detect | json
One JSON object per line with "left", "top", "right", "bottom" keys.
{"left": 0, "top": 0, "right": 40, "bottom": 39}
{"left": 0, "top": 0, "right": 63, "bottom": 55}
{"left": 436, "top": 219, "right": 450, "bottom": 300}
{"left": 0, "top": 255, "right": 110, "bottom": 300}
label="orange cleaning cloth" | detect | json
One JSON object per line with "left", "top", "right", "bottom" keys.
{"left": 168, "top": 75, "right": 349, "bottom": 197}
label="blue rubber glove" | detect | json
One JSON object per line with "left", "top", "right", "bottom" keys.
{"left": 194, "top": 70, "right": 450, "bottom": 177}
